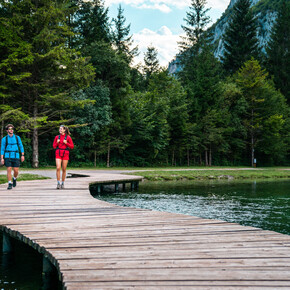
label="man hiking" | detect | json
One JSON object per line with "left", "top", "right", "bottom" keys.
{"left": 1, "top": 124, "right": 25, "bottom": 190}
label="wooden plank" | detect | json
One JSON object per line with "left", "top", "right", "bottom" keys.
{"left": 1, "top": 171, "right": 290, "bottom": 289}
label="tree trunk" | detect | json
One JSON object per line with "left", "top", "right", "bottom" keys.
{"left": 172, "top": 149, "right": 175, "bottom": 166}
{"left": 94, "top": 150, "right": 97, "bottom": 167}
{"left": 251, "top": 132, "right": 255, "bottom": 167}
{"left": 209, "top": 145, "right": 212, "bottom": 166}
{"left": 107, "top": 142, "right": 110, "bottom": 168}
{"left": 187, "top": 148, "right": 190, "bottom": 167}
{"left": 32, "top": 104, "right": 39, "bottom": 168}
{"left": 251, "top": 108, "right": 255, "bottom": 167}
{"left": 205, "top": 149, "right": 208, "bottom": 166}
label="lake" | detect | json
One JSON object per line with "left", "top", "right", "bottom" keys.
{"left": 95, "top": 179, "right": 290, "bottom": 235}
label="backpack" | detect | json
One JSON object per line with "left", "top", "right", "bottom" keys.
{"left": 5, "top": 135, "right": 20, "bottom": 158}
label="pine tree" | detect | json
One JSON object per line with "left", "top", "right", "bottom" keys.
{"left": 1, "top": 0, "right": 95, "bottom": 167}
{"left": 73, "top": 0, "right": 111, "bottom": 48}
{"left": 0, "top": 9, "right": 33, "bottom": 137}
{"left": 112, "top": 5, "right": 138, "bottom": 64}
{"left": 222, "top": 0, "right": 260, "bottom": 74}
{"left": 178, "top": 0, "right": 223, "bottom": 165}
{"left": 179, "top": 0, "right": 211, "bottom": 54}
{"left": 266, "top": 0, "right": 290, "bottom": 102}
{"left": 235, "top": 58, "right": 287, "bottom": 166}
{"left": 143, "top": 46, "right": 160, "bottom": 84}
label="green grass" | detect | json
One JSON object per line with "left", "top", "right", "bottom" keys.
{"left": 0, "top": 174, "right": 49, "bottom": 184}
{"left": 128, "top": 169, "right": 290, "bottom": 181}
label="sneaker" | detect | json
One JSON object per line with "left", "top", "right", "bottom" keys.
{"left": 7, "top": 183, "right": 13, "bottom": 190}
{"left": 13, "top": 178, "right": 17, "bottom": 187}
{"left": 61, "top": 183, "right": 65, "bottom": 189}
{"left": 56, "top": 183, "right": 61, "bottom": 189}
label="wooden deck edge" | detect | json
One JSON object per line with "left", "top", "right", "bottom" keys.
{"left": 1, "top": 225, "right": 65, "bottom": 288}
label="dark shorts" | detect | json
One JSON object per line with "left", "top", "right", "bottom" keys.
{"left": 5, "top": 158, "right": 20, "bottom": 168}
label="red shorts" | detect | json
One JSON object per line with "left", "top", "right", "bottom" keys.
{"left": 55, "top": 149, "right": 69, "bottom": 161}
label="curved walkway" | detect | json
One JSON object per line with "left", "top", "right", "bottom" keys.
{"left": 1, "top": 171, "right": 290, "bottom": 289}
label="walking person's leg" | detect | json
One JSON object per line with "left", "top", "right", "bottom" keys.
{"left": 7, "top": 167, "right": 12, "bottom": 189}
{"left": 56, "top": 159, "right": 62, "bottom": 189}
{"left": 61, "top": 160, "right": 68, "bottom": 189}
{"left": 13, "top": 167, "right": 19, "bottom": 187}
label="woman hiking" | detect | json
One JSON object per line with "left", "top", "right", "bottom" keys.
{"left": 53, "top": 125, "right": 74, "bottom": 189}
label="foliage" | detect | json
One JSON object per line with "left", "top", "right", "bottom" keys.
{"left": 112, "top": 5, "right": 138, "bottom": 64}
{"left": 266, "top": 0, "right": 290, "bottom": 102}
{"left": 222, "top": 0, "right": 260, "bottom": 74}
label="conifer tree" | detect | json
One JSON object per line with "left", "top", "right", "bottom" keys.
{"left": 112, "top": 5, "right": 138, "bottom": 64}
{"left": 235, "top": 58, "right": 287, "bottom": 166}
{"left": 73, "top": 0, "right": 111, "bottom": 48}
{"left": 222, "top": 0, "right": 260, "bottom": 74}
{"left": 178, "top": 0, "right": 223, "bottom": 165}
{"left": 1, "top": 0, "right": 95, "bottom": 167}
{"left": 179, "top": 0, "right": 211, "bottom": 54}
{"left": 266, "top": 0, "right": 290, "bottom": 102}
{"left": 143, "top": 46, "right": 160, "bottom": 84}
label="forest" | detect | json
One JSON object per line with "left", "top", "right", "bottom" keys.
{"left": 0, "top": 0, "right": 289, "bottom": 168}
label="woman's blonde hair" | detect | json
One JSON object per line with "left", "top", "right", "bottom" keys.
{"left": 60, "top": 125, "right": 71, "bottom": 136}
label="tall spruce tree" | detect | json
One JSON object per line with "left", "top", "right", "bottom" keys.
{"left": 73, "top": 0, "right": 133, "bottom": 167}
{"left": 1, "top": 0, "right": 95, "bottom": 167}
{"left": 234, "top": 58, "right": 287, "bottom": 166}
{"left": 143, "top": 46, "right": 160, "bottom": 86}
{"left": 73, "top": 0, "right": 111, "bottom": 48}
{"left": 0, "top": 10, "right": 33, "bottom": 139}
{"left": 178, "top": 0, "right": 223, "bottom": 165}
{"left": 179, "top": 0, "right": 210, "bottom": 54}
{"left": 112, "top": 5, "right": 138, "bottom": 64}
{"left": 222, "top": 0, "right": 260, "bottom": 74}
{"left": 266, "top": 0, "right": 290, "bottom": 102}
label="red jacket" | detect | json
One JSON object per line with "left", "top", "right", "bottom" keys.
{"left": 53, "top": 134, "right": 74, "bottom": 150}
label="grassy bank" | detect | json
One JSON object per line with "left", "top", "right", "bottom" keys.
{"left": 129, "top": 169, "right": 290, "bottom": 181}
{"left": 0, "top": 174, "right": 49, "bottom": 184}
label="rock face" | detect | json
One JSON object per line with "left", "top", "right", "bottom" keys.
{"left": 168, "top": 0, "right": 279, "bottom": 72}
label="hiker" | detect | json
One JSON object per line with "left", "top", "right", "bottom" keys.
{"left": 53, "top": 125, "right": 74, "bottom": 189}
{"left": 0, "top": 124, "right": 25, "bottom": 190}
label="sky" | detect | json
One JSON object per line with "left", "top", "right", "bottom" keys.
{"left": 105, "top": 0, "right": 231, "bottom": 67}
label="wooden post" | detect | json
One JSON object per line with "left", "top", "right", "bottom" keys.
{"left": 2, "top": 232, "right": 13, "bottom": 254}
{"left": 131, "top": 182, "right": 135, "bottom": 191}
{"left": 115, "top": 183, "right": 119, "bottom": 193}
{"left": 97, "top": 185, "right": 101, "bottom": 194}
{"left": 122, "top": 183, "right": 126, "bottom": 191}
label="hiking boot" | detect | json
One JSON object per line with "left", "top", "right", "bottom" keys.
{"left": 56, "top": 183, "right": 61, "bottom": 189}
{"left": 61, "top": 183, "right": 65, "bottom": 189}
{"left": 13, "top": 178, "right": 17, "bottom": 187}
{"left": 7, "top": 183, "right": 13, "bottom": 190}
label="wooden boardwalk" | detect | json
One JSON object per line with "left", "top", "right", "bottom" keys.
{"left": 0, "top": 172, "right": 290, "bottom": 289}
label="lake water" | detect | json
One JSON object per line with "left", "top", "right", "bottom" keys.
{"left": 0, "top": 233, "right": 42, "bottom": 289}
{"left": 95, "top": 179, "right": 290, "bottom": 235}
{"left": 1, "top": 179, "right": 289, "bottom": 288}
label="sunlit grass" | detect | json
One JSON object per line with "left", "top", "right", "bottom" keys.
{"left": 0, "top": 174, "right": 49, "bottom": 184}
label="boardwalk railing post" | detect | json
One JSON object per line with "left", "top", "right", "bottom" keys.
{"left": 2, "top": 232, "right": 13, "bottom": 254}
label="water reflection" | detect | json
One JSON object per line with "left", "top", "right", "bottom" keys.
{"left": 0, "top": 232, "right": 42, "bottom": 289}
{"left": 95, "top": 179, "right": 290, "bottom": 235}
